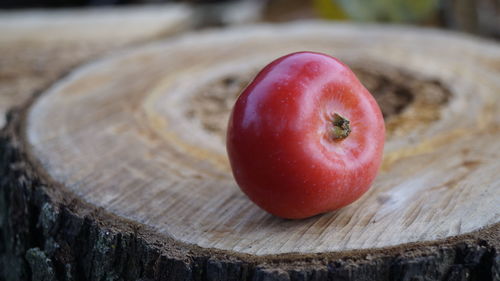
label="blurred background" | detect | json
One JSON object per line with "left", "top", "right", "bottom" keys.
{"left": 0, "top": 0, "right": 498, "bottom": 129}
{"left": 0, "top": 0, "right": 499, "bottom": 39}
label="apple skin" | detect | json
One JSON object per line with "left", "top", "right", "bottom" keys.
{"left": 226, "top": 52, "right": 385, "bottom": 219}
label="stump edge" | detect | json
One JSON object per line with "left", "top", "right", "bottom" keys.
{"left": 1, "top": 96, "right": 499, "bottom": 281}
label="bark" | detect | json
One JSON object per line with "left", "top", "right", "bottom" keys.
{"left": 1, "top": 105, "right": 498, "bottom": 281}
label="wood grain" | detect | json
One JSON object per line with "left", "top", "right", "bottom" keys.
{"left": 0, "top": 5, "right": 192, "bottom": 128}
{"left": 25, "top": 22, "right": 500, "bottom": 256}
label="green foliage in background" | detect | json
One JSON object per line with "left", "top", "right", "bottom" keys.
{"left": 314, "top": 0, "right": 439, "bottom": 23}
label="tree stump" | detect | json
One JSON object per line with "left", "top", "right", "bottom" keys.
{"left": 1, "top": 22, "right": 499, "bottom": 281}
{"left": 0, "top": 5, "right": 192, "bottom": 128}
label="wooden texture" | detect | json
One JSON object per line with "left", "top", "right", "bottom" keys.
{"left": 1, "top": 22, "right": 500, "bottom": 281}
{"left": 27, "top": 23, "right": 500, "bottom": 255}
{"left": 0, "top": 5, "right": 192, "bottom": 128}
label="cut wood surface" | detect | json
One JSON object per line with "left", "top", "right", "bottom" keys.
{"left": 2, "top": 22, "right": 500, "bottom": 281}
{"left": 0, "top": 5, "right": 192, "bottom": 128}
{"left": 27, "top": 22, "right": 500, "bottom": 254}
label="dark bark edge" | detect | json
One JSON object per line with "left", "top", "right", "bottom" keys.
{"left": 1, "top": 101, "right": 498, "bottom": 281}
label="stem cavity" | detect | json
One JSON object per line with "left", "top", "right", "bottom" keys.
{"left": 331, "top": 113, "right": 351, "bottom": 141}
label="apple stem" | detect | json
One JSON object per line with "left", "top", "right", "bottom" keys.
{"left": 331, "top": 113, "right": 351, "bottom": 140}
